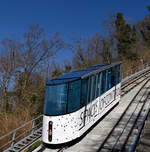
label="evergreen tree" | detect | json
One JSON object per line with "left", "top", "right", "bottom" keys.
{"left": 64, "top": 64, "right": 72, "bottom": 73}
{"left": 147, "top": 5, "right": 150, "bottom": 12}
{"left": 52, "top": 68, "right": 62, "bottom": 78}
{"left": 138, "top": 6, "right": 150, "bottom": 47}
{"left": 115, "top": 12, "right": 138, "bottom": 60}
{"left": 131, "top": 25, "right": 137, "bottom": 47}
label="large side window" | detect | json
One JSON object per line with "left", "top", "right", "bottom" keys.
{"left": 101, "top": 71, "right": 106, "bottom": 94}
{"left": 88, "top": 77, "right": 92, "bottom": 103}
{"left": 96, "top": 73, "right": 101, "bottom": 98}
{"left": 106, "top": 69, "right": 112, "bottom": 90}
{"left": 44, "top": 84, "right": 67, "bottom": 115}
{"left": 116, "top": 65, "right": 121, "bottom": 84}
{"left": 68, "top": 80, "right": 81, "bottom": 113}
{"left": 111, "top": 67, "right": 116, "bottom": 87}
{"left": 118, "top": 65, "right": 121, "bottom": 82}
{"left": 92, "top": 75, "right": 96, "bottom": 101}
{"left": 81, "top": 78, "right": 88, "bottom": 108}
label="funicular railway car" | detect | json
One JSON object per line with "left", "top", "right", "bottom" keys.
{"left": 42, "top": 62, "right": 121, "bottom": 145}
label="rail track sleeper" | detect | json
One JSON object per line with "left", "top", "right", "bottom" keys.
{"left": 120, "top": 85, "right": 150, "bottom": 149}
{"left": 27, "top": 136, "right": 35, "bottom": 140}
{"left": 26, "top": 138, "right": 33, "bottom": 141}
{"left": 13, "top": 146, "right": 21, "bottom": 150}
{"left": 123, "top": 106, "right": 148, "bottom": 148}
{"left": 98, "top": 79, "right": 150, "bottom": 151}
{"left": 17, "top": 143, "right": 26, "bottom": 147}
{"left": 30, "top": 135, "right": 37, "bottom": 138}
{"left": 33, "top": 133, "right": 39, "bottom": 136}
{"left": 124, "top": 103, "right": 150, "bottom": 151}
{"left": 22, "top": 140, "right": 29, "bottom": 144}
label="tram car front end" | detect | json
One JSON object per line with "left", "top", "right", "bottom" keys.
{"left": 42, "top": 62, "right": 121, "bottom": 145}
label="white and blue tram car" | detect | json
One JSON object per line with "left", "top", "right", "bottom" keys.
{"left": 42, "top": 62, "right": 121, "bottom": 145}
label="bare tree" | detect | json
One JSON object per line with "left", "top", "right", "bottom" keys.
{"left": 100, "top": 39, "right": 112, "bottom": 64}
{"left": 71, "top": 33, "right": 113, "bottom": 69}
{"left": 0, "top": 38, "right": 20, "bottom": 111}
{"left": 0, "top": 24, "right": 64, "bottom": 108}
{"left": 15, "top": 24, "right": 64, "bottom": 102}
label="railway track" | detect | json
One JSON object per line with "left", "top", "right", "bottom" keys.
{"left": 98, "top": 78, "right": 150, "bottom": 152}
{"left": 121, "top": 69, "right": 150, "bottom": 96}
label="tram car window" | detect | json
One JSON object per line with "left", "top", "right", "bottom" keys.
{"left": 81, "top": 78, "right": 88, "bottom": 108}
{"left": 88, "top": 76, "right": 92, "bottom": 103}
{"left": 96, "top": 73, "right": 101, "bottom": 98}
{"left": 101, "top": 71, "right": 106, "bottom": 94}
{"left": 107, "top": 69, "right": 112, "bottom": 90}
{"left": 92, "top": 75, "right": 97, "bottom": 101}
{"left": 44, "top": 84, "right": 67, "bottom": 115}
{"left": 42, "top": 62, "right": 122, "bottom": 145}
{"left": 68, "top": 80, "right": 81, "bottom": 113}
{"left": 116, "top": 65, "right": 121, "bottom": 84}
{"left": 111, "top": 67, "right": 116, "bottom": 86}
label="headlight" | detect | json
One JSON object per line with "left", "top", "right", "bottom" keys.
{"left": 48, "top": 121, "right": 53, "bottom": 141}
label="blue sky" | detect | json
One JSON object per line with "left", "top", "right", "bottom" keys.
{"left": 0, "top": 0, "right": 149, "bottom": 39}
{"left": 0, "top": 0, "right": 149, "bottom": 62}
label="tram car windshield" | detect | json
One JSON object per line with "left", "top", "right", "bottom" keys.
{"left": 43, "top": 62, "right": 121, "bottom": 145}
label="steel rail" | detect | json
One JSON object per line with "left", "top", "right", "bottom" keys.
{"left": 120, "top": 89, "right": 150, "bottom": 151}
{"left": 114, "top": 81, "right": 150, "bottom": 151}
{"left": 97, "top": 78, "right": 150, "bottom": 152}
{"left": 121, "top": 70, "right": 150, "bottom": 96}
{"left": 129, "top": 95, "right": 150, "bottom": 152}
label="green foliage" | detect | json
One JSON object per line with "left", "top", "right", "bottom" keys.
{"left": 131, "top": 25, "right": 137, "bottom": 46}
{"left": 31, "top": 93, "right": 41, "bottom": 102}
{"left": 115, "top": 12, "right": 125, "bottom": 33}
{"left": 147, "top": 5, "right": 150, "bottom": 12}
{"left": 73, "top": 49, "right": 87, "bottom": 68}
{"left": 17, "top": 73, "right": 26, "bottom": 86}
{"left": 52, "top": 68, "right": 62, "bottom": 78}
{"left": 138, "top": 15, "right": 150, "bottom": 48}
{"left": 115, "top": 12, "right": 138, "bottom": 60}
{"left": 127, "top": 50, "right": 139, "bottom": 60}
{"left": 64, "top": 64, "right": 72, "bottom": 73}
{"left": 72, "top": 40, "right": 88, "bottom": 69}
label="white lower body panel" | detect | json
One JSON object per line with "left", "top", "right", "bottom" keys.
{"left": 42, "top": 84, "right": 121, "bottom": 144}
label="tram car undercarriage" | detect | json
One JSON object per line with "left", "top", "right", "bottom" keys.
{"left": 42, "top": 62, "right": 121, "bottom": 145}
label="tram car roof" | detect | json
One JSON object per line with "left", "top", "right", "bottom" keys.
{"left": 47, "top": 62, "right": 121, "bottom": 86}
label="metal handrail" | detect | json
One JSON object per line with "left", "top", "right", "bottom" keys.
{"left": 0, "top": 114, "right": 43, "bottom": 151}
{"left": 0, "top": 62, "right": 150, "bottom": 151}
{"left": 122, "top": 64, "right": 150, "bottom": 84}
{"left": 0, "top": 114, "right": 42, "bottom": 141}
{"left": 14, "top": 122, "right": 42, "bottom": 142}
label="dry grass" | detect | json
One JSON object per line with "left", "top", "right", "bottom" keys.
{"left": 121, "top": 58, "right": 144, "bottom": 79}
{"left": 0, "top": 106, "right": 33, "bottom": 136}
{"left": 0, "top": 105, "right": 34, "bottom": 151}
